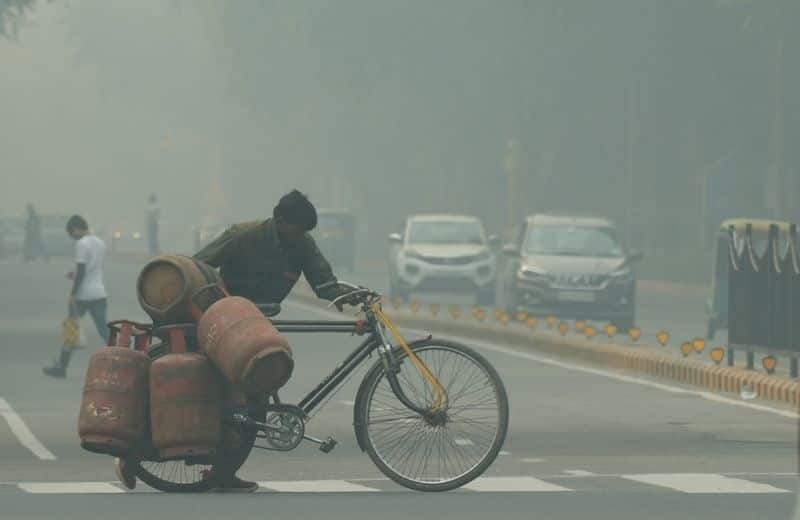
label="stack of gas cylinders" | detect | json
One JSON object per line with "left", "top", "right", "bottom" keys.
{"left": 78, "top": 255, "right": 293, "bottom": 462}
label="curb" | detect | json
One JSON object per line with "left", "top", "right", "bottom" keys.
{"left": 291, "top": 286, "right": 799, "bottom": 408}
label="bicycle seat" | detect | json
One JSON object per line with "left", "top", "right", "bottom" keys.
{"left": 255, "top": 303, "right": 281, "bottom": 317}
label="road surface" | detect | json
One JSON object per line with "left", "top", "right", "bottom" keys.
{"left": 0, "top": 259, "right": 797, "bottom": 520}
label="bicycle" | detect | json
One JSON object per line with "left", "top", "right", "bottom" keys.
{"left": 134, "top": 282, "right": 509, "bottom": 493}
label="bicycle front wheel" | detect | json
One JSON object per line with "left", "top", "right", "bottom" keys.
{"left": 355, "top": 339, "right": 508, "bottom": 492}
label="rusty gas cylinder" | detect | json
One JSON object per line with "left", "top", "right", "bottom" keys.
{"left": 78, "top": 347, "right": 150, "bottom": 457}
{"left": 198, "top": 296, "right": 294, "bottom": 395}
{"left": 149, "top": 352, "right": 222, "bottom": 459}
{"left": 137, "top": 255, "right": 223, "bottom": 325}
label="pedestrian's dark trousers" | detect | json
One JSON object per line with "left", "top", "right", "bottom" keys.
{"left": 56, "top": 298, "right": 109, "bottom": 369}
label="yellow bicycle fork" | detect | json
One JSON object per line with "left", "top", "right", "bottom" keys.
{"left": 372, "top": 305, "right": 449, "bottom": 413}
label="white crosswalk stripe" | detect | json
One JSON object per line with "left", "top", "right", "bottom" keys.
{"left": 463, "top": 477, "right": 571, "bottom": 492}
{"left": 18, "top": 482, "right": 124, "bottom": 494}
{"left": 621, "top": 474, "right": 792, "bottom": 494}
{"left": 258, "top": 480, "right": 380, "bottom": 493}
{"left": 9, "top": 474, "right": 795, "bottom": 494}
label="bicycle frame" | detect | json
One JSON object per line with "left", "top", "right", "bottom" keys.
{"left": 271, "top": 312, "right": 436, "bottom": 417}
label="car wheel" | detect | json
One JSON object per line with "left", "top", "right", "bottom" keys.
{"left": 612, "top": 315, "right": 635, "bottom": 333}
{"left": 501, "top": 284, "right": 519, "bottom": 314}
{"left": 389, "top": 279, "right": 408, "bottom": 302}
{"left": 476, "top": 284, "right": 496, "bottom": 307}
{"left": 706, "top": 318, "right": 717, "bottom": 340}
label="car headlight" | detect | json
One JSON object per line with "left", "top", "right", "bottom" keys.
{"left": 610, "top": 266, "right": 632, "bottom": 279}
{"left": 517, "top": 265, "right": 549, "bottom": 279}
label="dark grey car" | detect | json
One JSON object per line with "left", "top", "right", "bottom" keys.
{"left": 500, "top": 214, "right": 642, "bottom": 330}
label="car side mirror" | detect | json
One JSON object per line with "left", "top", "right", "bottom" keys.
{"left": 628, "top": 249, "right": 643, "bottom": 262}
{"left": 502, "top": 243, "right": 520, "bottom": 256}
{"left": 488, "top": 234, "right": 501, "bottom": 247}
{"left": 389, "top": 232, "right": 403, "bottom": 243}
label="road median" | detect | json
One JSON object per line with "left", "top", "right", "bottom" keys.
{"left": 291, "top": 284, "right": 799, "bottom": 408}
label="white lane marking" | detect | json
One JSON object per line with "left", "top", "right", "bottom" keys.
{"left": 520, "top": 458, "right": 547, "bottom": 463}
{"left": 0, "top": 398, "right": 57, "bottom": 461}
{"left": 498, "top": 451, "right": 511, "bottom": 456}
{"left": 464, "top": 476, "right": 571, "bottom": 492}
{"left": 258, "top": 480, "right": 380, "bottom": 493}
{"left": 285, "top": 300, "right": 800, "bottom": 420}
{"left": 621, "top": 474, "right": 792, "bottom": 494}
{"left": 455, "top": 438, "right": 475, "bottom": 446}
{"left": 339, "top": 400, "right": 356, "bottom": 407}
{"left": 564, "top": 470, "right": 596, "bottom": 477}
{"left": 19, "top": 482, "right": 123, "bottom": 494}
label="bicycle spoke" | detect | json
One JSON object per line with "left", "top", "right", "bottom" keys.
{"left": 365, "top": 343, "right": 504, "bottom": 486}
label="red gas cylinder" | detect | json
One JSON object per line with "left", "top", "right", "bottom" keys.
{"left": 198, "top": 296, "right": 294, "bottom": 395}
{"left": 78, "top": 325, "right": 151, "bottom": 457}
{"left": 137, "top": 255, "right": 224, "bottom": 325}
{"left": 149, "top": 351, "right": 222, "bottom": 459}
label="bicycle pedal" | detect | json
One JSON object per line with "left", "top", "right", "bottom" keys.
{"left": 319, "top": 437, "right": 337, "bottom": 454}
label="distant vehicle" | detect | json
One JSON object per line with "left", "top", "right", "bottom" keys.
{"left": 0, "top": 217, "right": 25, "bottom": 260}
{"left": 313, "top": 209, "right": 356, "bottom": 273}
{"left": 500, "top": 214, "right": 641, "bottom": 331}
{"left": 39, "top": 214, "right": 74, "bottom": 257}
{"left": 1, "top": 214, "right": 76, "bottom": 260}
{"left": 388, "top": 214, "right": 498, "bottom": 304}
{"left": 103, "top": 221, "right": 147, "bottom": 255}
{"left": 706, "top": 218, "right": 792, "bottom": 340}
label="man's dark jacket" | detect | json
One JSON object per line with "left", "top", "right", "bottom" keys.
{"left": 193, "top": 218, "right": 339, "bottom": 303}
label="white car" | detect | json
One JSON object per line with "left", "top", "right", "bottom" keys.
{"left": 388, "top": 214, "right": 498, "bottom": 305}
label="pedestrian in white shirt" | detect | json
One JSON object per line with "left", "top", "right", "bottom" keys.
{"left": 43, "top": 215, "right": 109, "bottom": 378}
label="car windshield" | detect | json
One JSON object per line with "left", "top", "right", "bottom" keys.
{"left": 523, "top": 225, "right": 623, "bottom": 258}
{"left": 408, "top": 220, "right": 484, "bottom": 245}
{"left": 317, "top": 214, "right": 353, "bottom": 233}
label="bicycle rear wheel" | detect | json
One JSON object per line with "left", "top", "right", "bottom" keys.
{"left": 355, "top": 339, "right": 508, "bottom": 492}
{"left": 134, "top": 399, "right": 262, "bottom": 493}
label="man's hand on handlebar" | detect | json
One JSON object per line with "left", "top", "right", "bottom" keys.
{"left": 318, "top": 280, "right": 378, "bottom": 312}
{"left": 333, "top": 287, "right": 362, "bottom": 312}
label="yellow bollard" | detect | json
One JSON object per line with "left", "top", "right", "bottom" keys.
{"left": 546, "top": 316, "right": 557, "bottom": 328}
{"left": 605, "top": 324, "right": 618, "bottom": 338}
{"left": 558, "top": 321, "right": 570, "bottom": 336}
{"left": 628, "top": 327, "right": 642, "bottom": 342}
{"left": 526, "top": 316, "right": 538, "bottom": 330}
{"left": 585, "top": 325, "right": 597, "bottom": 339}
{"left": 574, "top": 320, "right": 587, "bottom": 333}
{"left": 692, "top": 338, "right": 706, "bottom": 353}
{"left": 430, "top": 303, "right": 440, "bottom": 317}
{"left": 410, "top": 300, "right": 421, "bottom": 314}
{"left": 449, "top": 305, "right": 461, "bottom": 319}
{"left": 499, "top": 313, "right": 511, "bottom": 326}
{"left": 681, "top": 342, "right": 693, "bottom": 357}
{"left": 516, "top": 311, "right": 529, "bottom": 323}
{"left": 763, "top": 355, "right": 777, "bottom": 375}
{"left": 710, "top": 347, "right": 725, "bottom": 365}
{"left": 656, "top": 331, "right": 669, "bottom": 346}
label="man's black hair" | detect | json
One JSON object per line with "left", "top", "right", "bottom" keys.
{"left": 66, "top": 215, "right": 89, "bottom": 232}
{"left": 273, "top": 190, "right": 317, "bottom": 231}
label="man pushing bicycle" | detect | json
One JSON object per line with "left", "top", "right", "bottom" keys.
{"left": 116, "top": 190, "right": 358, "bottom": 492}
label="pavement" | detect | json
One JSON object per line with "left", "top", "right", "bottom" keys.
{"left": 0, "top": 258, "right": 798, "bottom": 520}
